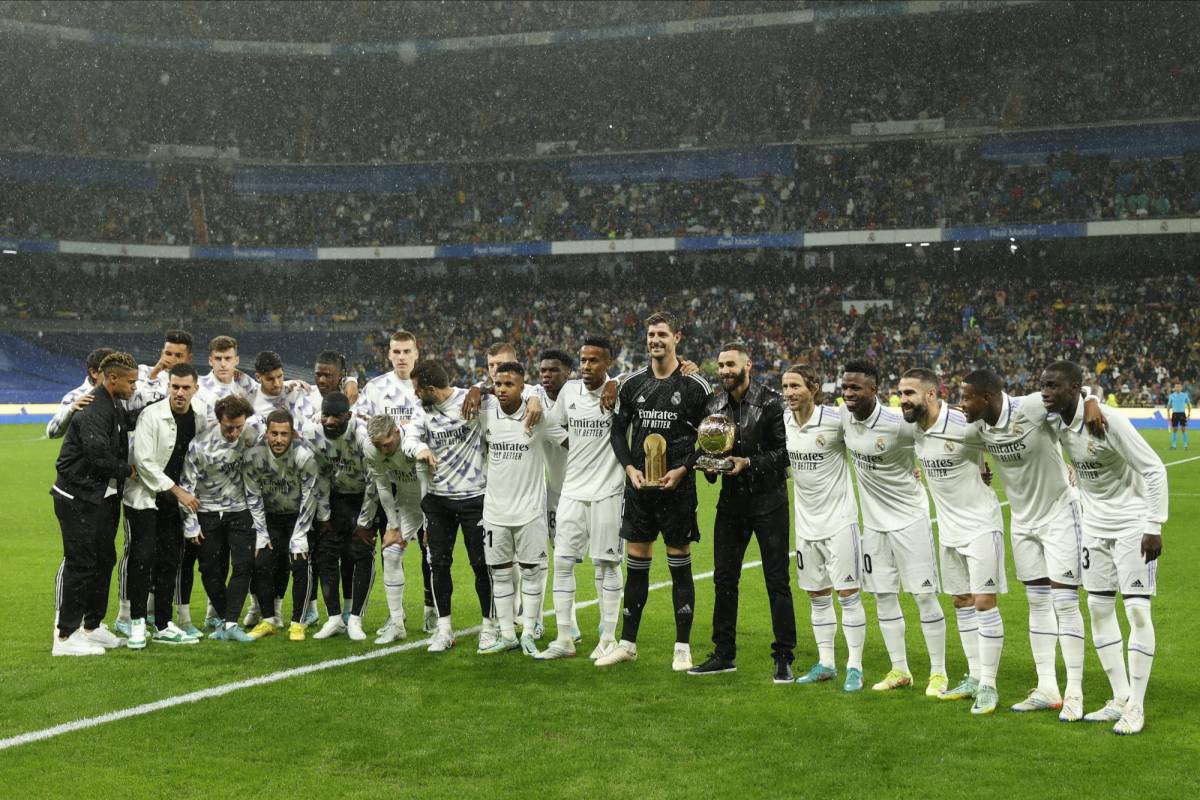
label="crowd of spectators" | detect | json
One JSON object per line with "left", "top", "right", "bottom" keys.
{"left": 3, "top": 250, "right": 1197, "bottom": 406}
{"left": 4, "top": 146, "right": 1198, "bottom": 247}
{"left": 1, "top": 3, "right": 1195, "bottom": 163}
{"left": 0, "top": 1, "right": 807, "bottom": 43}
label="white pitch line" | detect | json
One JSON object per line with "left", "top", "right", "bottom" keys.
{"left": 3, "top": 454, "right": 1190, "bottom": 752}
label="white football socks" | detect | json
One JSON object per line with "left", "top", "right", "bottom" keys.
{"left": 1087, "top": 593, "right": 1130, "bottom": 701}
{"left": 955, "top": 606, "right": 981, "bottom": 680}
{"left": 1025, "top": 585, "right": 1059, "bottom": 694}
{"left": 914, "top": 592, "right": 947, "bottom": 675}
{"left": 838, "top": 592, "right": 866, "bottom": 671}
{"left": 382, "top": 543, "right": 406, "bottom": 624}
{"left": 491, "top": 567, "right": 517, "bottom": 639}
{"left": 552, "top": 556, "right": 576, "bottom": 644}
{"left": 1053, "top": 587, "right": 1085, "bottom": 696}
{"left": 599, "top": 561, "right": 623, "bottom": 641}
{"left": 810, "top": 595, "right": 837, "bottom": 669}
{"left": 1124, "top": 596, "right": 1155, "bottom": 708}
{"left": 976, "top": 606, "right": 1004, "bottom": 689}
{"left": 875, "top": 592, "right": 909, "bottom": 673}
{"left": 519, "top": 564, "right": 544, "bottom": 634}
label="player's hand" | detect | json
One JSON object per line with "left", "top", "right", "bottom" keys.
{"left": 285, "top": 379, "right": 312, "bottom": 394}
{"left": 601, "top": 379, "right": 618, "bottom": 411}
{"left": 625, "top": 464, "right": 646, "bottom": 490}
{"left": 912, "top": 468, "right": 921, "bottom": 482}
{"left": 255, "top": 540, "right": 272, "bottom": 557}
{"left": 344, "top": 382, "right": 359, "bottom": 405}
{"left": 416, "top": 447, "right": 438, "bottom": 468}
{"left": 462, "top": 385, "right": 482, "bottom": 420}
{"left": 1066, "top": 464, "right": 1078, "bottom": 487}
{"left": 661, "top": 466, "right": 688, "bottom": 490}
{"left": 187, "top": 533, "right": 203, "bottom": 544}
{"left": 1082, "top": 396, "right": 1107, "bottom": 440}
{"left": 1141, "top": 533, "right": 1162, "bottom": 563}
{"left": 382, "top": 528, "right": 404, "bottom": 548}
{"left": 354, "top": 526, "right": 377, "bottom": 546}
{"left": 524, "top": 395, "right": 543, "bottom": 433}
{"left": 70, "top": 394, "right": 95, "bottom": 412}
{"left": 291, "top": 551, "right": 308, "bottom": 562}
{"left": 680, "top": 360, "right": 699, "bottom": 377}
{"left": 171, "top": 486, "right": 200, "bottom": 514}
{"left": 129, "top": 464, "right": 139, "bottom": 482}
{"left": 727, "top": 456, "right": 749, "bottom": 476}
{"left": 980, "top": 464, "right": 994, "bottom": 486}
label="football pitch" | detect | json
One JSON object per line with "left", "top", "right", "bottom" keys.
{"left": 0, "top": 424, "right": 1197, "bottom": 798}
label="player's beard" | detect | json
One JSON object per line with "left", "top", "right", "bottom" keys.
{"left": 902, "top": 400, "right": 927, "bottom": 425}
{"left": 721, "top": 368, "right": 747, "bottom": 392}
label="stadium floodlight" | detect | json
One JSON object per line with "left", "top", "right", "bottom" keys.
{"left": 905, "top": 243, "right": 913, "bottom": 247}
{"left": 2, "top": 249, "right": 16, "bottom": 255}
{"left": 919, "top": 242, "right": 930, "bottom": 247}
{"left": 953, "top": 246, "right": 962, "bottom": 252}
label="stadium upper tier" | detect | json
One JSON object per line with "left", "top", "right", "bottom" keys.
{"left": 0, "top": 3, "right": 1195, "bottom": 163}
{"left": 2, "top": 252, "right": 1195, "bottom": 406}
{"left": 2, "top": 143, "right": 1196, "bottom": 250}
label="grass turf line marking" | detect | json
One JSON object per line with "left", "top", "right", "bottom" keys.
{"left": 3, "top": 454, "right": 1191, "bottom": 752}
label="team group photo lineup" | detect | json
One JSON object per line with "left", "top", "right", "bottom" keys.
{"left": 49, "top": 308, "right": 1168, "bottom": 736}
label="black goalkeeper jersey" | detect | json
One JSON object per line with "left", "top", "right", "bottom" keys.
{"left": 610, "top": 363, "right": 711, "bottom": 487}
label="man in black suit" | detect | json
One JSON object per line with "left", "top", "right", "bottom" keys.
{"left": 51, "top": 351, "right": 139, "bottom": 656}
{"left": 689, "top": 342, "right": 796, "bottom": 682}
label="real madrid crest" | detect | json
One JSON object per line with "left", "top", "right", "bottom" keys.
{"left": 816, "top": 434, "right": 827, "bottom": 447}
{"left": 1012, "top": 423, "right": 1023, "bottom": 436}
{"left": 874, "top": 436, "right": 886, "bottom": 452}
{"left": 944, "top": 440, "right": 955, "bottom": 454}
{"left": 671, "top": 391, "right": 681, "bottom": 406}
{"left": 1087, "top": 440, "right": 1098, "bottom": 456}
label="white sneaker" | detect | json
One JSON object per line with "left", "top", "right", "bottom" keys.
{"left": 1084, "top": 698, "right": 1127, "bottom": 723}
{"left": 519, "top": 632, "right": 539, "bottom": 657}
{"left": 153, "top": 621, "right": 201, "bottom": 645}
{"left": 535, "top": 640, "right": 577, "bottom": 660}
{"left": 53, "top": 629, "right": 105, "bottom": 657}
{"left": 594, "top": 641, "right": 638, "bottom": 667}
{"left": 243, "top": 604, "right": 262, "bottom": 628}
{"left": 478, "top": 627, "right": 499, "bottom": 651}
{"left": 313, "top": 616, "right": 347, "bottom": 640}
{"left": 1010, "top": 687, "right": 1064, "bottom": 712}
{"left": 672, "top": 643, "right": 693, "bottom": 672}
{"left": 590, "top": 638, "right": 617, "bottom": 661}
{"left": 85, "top": 623, "right": 126, "bottom": 649}
{"left": 422, "top": 606, "right": 437, "bottom": 634}
{"left": 1113, "top": 703, "right": 1145, "bottom": 735}
{"left": 346, "top": 615, "right": 367, "bottom": 641}
{"left": 374, "top": 618, "right": 407, "bottom": 645}
{"left": 128, "top": 619, "right": 148, "bottom": 651}
{"left": 1059, "top": 693, "right": 1084, "bottom": 722}
{"left": 427, "top": 630, "right": 455, "bottom": 653}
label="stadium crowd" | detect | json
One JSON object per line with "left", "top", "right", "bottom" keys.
{"left": 3, "top": 147, "right": 1198, "bottom": 247}
{"left": 6, "top": 252, "right": 1197, "bottom": 406}
{"left": 1, "top": 3, "right": 1194, "bottom": 162}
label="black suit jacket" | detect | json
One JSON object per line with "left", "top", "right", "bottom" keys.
{"left": 53, "top": 385, "right": 131, "bottom": 504}
{"left": 704, "top": 381, "right": 789, "bottom": 512}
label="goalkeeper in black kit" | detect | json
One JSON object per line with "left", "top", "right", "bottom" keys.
{"left": 597, "top": 311, "right": 711, "bottom": 672}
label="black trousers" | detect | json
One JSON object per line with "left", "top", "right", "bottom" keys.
{"left": 421, "top": 493, "right": 490, "bottom": 619}
{"left": 315, "top": 492, "right": 375, "bottom": 617}
{"left": 176, "top": 537, "right": 207, "bottom": 615}
{"left": 195, "top": 509, "right": 254, "bottom": 623}
{"left": 124, "top": 496, "right": 184, "bottom": 623}
{"left": 253, "top": 512, "right": 314, "bottom": 624}
{"left": 711, "top": 500, "right": 796, "bottom": 662}
{"left": 53, "top": 491, "right": 119, "bottom": 636}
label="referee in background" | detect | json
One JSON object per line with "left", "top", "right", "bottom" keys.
{"left": 51, "top": 351, "right": 140, "bottom": 656}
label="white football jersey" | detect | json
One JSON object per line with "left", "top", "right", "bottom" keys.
{"left": 302, "top": 415, "right": 371, "bottom": 496}
{"left": 785, "top": 405, "right": 858, "bottom": 541}
{"left": 479, "top": 398, "right": 565, "bottom": 527}
{"left": 975, "top": 392, "right": 1075, "bottom": 530}
{"left": 913, "top": 401, "right": 1004, "bottom": 547}
{"left": 46, "top": 377, "right": 94, "bottom": 439}
{"left": 252, "top": 384, "right": 315, "bottom": 428}
{"left": 360, "top": 425, "right": 428, "bottom": 530}
{"left": 545, "top": 379, "right": 624, "bottom": 502}
{"left": 538, "top": 386, "right": 568, "bottom": 498}
{"left": 402, "top": 387, "right": 487, "bottom": 500}
{"left": 1055, "top": 399, "right": 1168, "bottom": 538}
{"left": 242, "top": 439, "right": 322, "bottom": 552}
{"left": 842, "top": 401, "right": 929, "bottom": 531}
{"left": 354, "top": 371, "right": 418, "bottom": 426}
{"left": 198, "top": 371, "right": 257, "bottom": 404}
{"left": 179, "top": 426, "right": 250, "bottom": 538}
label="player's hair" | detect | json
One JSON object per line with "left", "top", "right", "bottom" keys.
{"left": 963, "top": 369, "right": 1003, "bottom": 396}
{"left": 538, "top": 349, "right": 574, "bottom": 369}
{"left": 315, "top": 350, "right": 346, "bottom": 371}
{"left": 784, "top": 365, "right": 822, "bottom": 396}
{"left": 169, "top": 363, "right": 199, "bottom": 382}
{"left": 86, "top": 346, "right": 117, "bottom": 373}
{"left": 901, "top": 368, "right": 939, "bottom": 389}
{"left": 495, "top": 361, "right": 524, "bottom": 378}
{"left": 581, "top": 336, "right": 613, "bottom": 357}
{"left": 208, "top": 335, "right": 238, "bottom": 354}
{"left": 254, "top": 351, "right": 284, "bottom": 375}
{"left": 1045, "top": 360, "right": 1084, "bottom": 386}
{"left": 719, "top": 340, "right": 751, "bottom": 358}
{"left": 487, "top": 341, "right": 518, "bottom": 358}
{"left": 367, "top": 413, "right": 397, "bottom": 444}
{"left": 411, "top": 359, "right": 449, "bottom": 390}
{"left": 644, "top": 310, "right": 678, "bottom": 333}
{"left": 99, "top": 351, "right": 137, "bottom": 376}
{"left": 389, "top": 329, "right": 417, "bottom": 344}
{"left": 265, "top": 409, "right": 294, "bottom": 430}
{"left": 214, "top": 394, "right": 253, "bottom": 422}
{"left": 164, "top": 329, "right": 193, "bottom": 351}
{"left": 842, "top": 360, "right": 879, "bottom": 386}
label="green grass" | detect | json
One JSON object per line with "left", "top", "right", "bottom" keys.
{"left": 0, "top": 424, "right": 1197, "bottom": 798}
